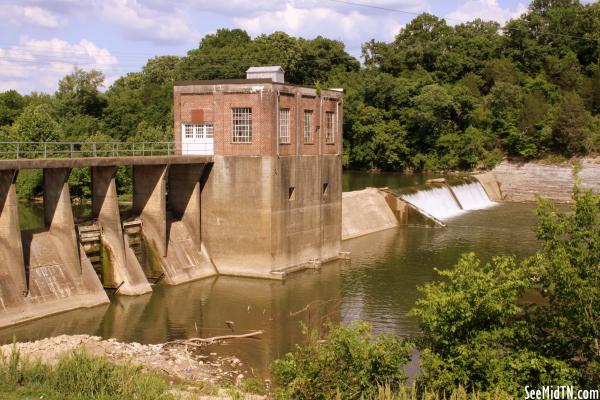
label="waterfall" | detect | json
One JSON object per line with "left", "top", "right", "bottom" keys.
{"left": 451, "top": 182, "right": 495, "bottom": 210}
{"left": 401, "top": 186, "right": 463, "bottom": 220}
{"left": 400, "top": 181, "right": 496, "bottom": 221}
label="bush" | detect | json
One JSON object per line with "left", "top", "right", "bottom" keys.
{"left": 271, "top": 321, "right": 412, "bottom": 399}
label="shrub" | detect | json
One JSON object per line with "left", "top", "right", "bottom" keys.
{"left": 271, "top": 321, "right": 412, "bottom": 400}
{"left": 0, "top": 347, "right": 172, "bottom": 400}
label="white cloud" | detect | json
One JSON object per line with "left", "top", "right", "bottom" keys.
{"left": 446, "top": 0, "right": 528, "bottom": 25}
{"left": 232, "top": 1, "right": 424, "bottom": 51}
{"left": 0, "top": 4, "right": 63, "bottom": 28}
{"left": 0, "top": 38, "right": 118, "bottom": 93}
{"left": 96, "top": 0, "right": 201, "bottom": 45}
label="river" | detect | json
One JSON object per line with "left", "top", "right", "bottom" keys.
{"left": 0, "top": 172, "right": 542, "bottom": 378}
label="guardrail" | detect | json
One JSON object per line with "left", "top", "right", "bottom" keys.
{"left": 0, "top": 142, "right": 213, "bottom": 159}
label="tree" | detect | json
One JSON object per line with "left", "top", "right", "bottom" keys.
{"left": 56, "top": 68, "right": 106, "bottom": 117}
{"left": 11, "top": 103, "right": 61, "bottom": 142}
{"left": 551, "top": 92, "right": 591, "bottom": 155}
{"left": 0, "top": 90, "right": 25, "bottom": 126}
{"left": 534, "top": 189, "right": 600, "bottom": 383}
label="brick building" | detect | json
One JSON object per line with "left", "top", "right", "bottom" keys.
{"left": 173, "top": 67, "right": 344, "bottom": 278}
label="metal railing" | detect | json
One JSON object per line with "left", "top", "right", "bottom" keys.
{"left": 0, "top": 141, "right": 214, "bottom": 159}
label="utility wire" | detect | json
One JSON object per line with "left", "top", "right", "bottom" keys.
{"left": 326, "top": 0, "right": 600, "bottom": 42}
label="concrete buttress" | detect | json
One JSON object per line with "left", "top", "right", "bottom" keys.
{"left": 0, "top": 168, "right": 109, "bottom": 328}
{"left": 133, "top": 164, "right": 216, "bottom": 285}
{"left": 0, "top": 170, "right": 27, "bottom": 309}
{"left": 92, "top": 166, "right": 152, "bottom": 295}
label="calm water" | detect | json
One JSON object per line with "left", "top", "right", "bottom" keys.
{"left": 1, "top": 172, "right": 541, "bottom": 378}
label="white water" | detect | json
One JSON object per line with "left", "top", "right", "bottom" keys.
{"left": 401, "top": 186, "right": 463, "bottom": 220}
{"left": 451, "top": 182, "right": 496, "bottom": 211}
{"left": 400, "top": 182, "right": 496, "bottom": 221}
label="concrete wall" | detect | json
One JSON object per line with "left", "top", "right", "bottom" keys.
{"left": 491, "top": 159, "right": 600, "bottom": 203}
{"left": 201, "top": 155, "right": 343, "bottom": 279}
{"left": 341, "top": 188, "right": 399, "bottom": 240}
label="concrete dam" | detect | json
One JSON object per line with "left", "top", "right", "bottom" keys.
{"left": 341, "top": 173, "right": 502, "bottom": 239}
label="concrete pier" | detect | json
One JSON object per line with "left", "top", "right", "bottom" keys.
{"left": 92, "top": 166, "right": 151, "bottom": 295}
{"left": 0, "top": 170, "right": 27, "bottom": 309}
{"left": 133, "top": 164, "right": 217, "bottom": 285}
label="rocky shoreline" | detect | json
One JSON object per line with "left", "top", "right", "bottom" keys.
{"left": 0, "top": 334, "right": 265, "bottom": 398}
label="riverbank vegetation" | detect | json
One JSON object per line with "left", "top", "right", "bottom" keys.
{"left": 0, "top": 347, "right": 172, "bottom": 399}
{"left": 1, "top": 0, "right": 599, "bottom": 199}
{"left": 272, "top": 188, "right": 599, "bottom": 398}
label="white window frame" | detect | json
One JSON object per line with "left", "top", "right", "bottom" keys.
{"left": 326, "top": 111, "right": 335, "bottom": 144}
{"left": 303, "top": 110, "right": 313, "bottom": 144}
{"left": 279, "top": 108, "right": 290, "bottom": 144}
{"left": 183, "top": 123, "right": 213, "bottom": 139}
{"left": 232, "top": 107, "right": 252, "bottom": 143}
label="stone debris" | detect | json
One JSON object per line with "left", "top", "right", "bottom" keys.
{"left": 0, "top": 334, "right": 253, "bottom": 385}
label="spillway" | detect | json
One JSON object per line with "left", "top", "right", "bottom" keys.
{"left": 451, "top": 182, "right": 495, "bottom": 210}
{"left": 400, "top": 181, "right": 496, "bottom": 221}
{"left": 400, "top": 186, "right": 463, "bottom": 220}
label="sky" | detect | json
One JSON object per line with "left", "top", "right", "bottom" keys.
{"left": 0, "top": 0, "right": 574, "bottom": 94}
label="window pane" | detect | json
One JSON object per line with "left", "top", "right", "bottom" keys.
{"left": 279, "top": 108, "right": 290, "bottom": 144}
{"left": 232, "top": 107, "right": 252, "bottom": 143}
{"left": 195, "top": 125, "right": 204, "bottom": 139}
{"left": 326, "top": 112, "right": 335, "bottom": 144}
{"left": 303, "top": 110, "right": 312, "bottom": 144}
{"left": 185, "top": 125, "right": 193, "bottom": 138}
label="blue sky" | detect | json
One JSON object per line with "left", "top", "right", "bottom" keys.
{"left": 0, "top": 0, "right": 582, "bottom": 93}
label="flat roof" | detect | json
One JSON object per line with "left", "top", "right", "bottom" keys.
{"left": 174, "top": 79, "right": 343, "bottom": 94}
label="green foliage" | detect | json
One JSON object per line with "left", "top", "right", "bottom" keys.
{"left": 11, "top": 104, "right": 60, "bottom": 143}
{"left": 15, "top": 170, "right": 43, "bottom": 199}
{"left": 0, "top": 347, "right": 172, "bottom": 400}
{"left": 271, "top": 321, "right": 412, "bottom": 399}
{"left": 56, "top": 68, "right": 106, "bottom": 118}
{"left": 534, "top": 189, "right": 600, "bottom": 384}
{"left": 411, "top": 189, "right": 600, "bottom": 395}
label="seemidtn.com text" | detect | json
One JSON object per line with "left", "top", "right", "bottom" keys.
{"left": 525, "top": 386, "right": 600, "bottom": 400}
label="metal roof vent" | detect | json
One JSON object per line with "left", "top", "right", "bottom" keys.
{"left": 246, "top": 66, "right": 285, "bottom": 83}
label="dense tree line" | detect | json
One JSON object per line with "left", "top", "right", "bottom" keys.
{"left": 0, "top": 0, "right": 599, "bottom": 197}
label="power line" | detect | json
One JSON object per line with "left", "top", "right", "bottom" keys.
{"left": 326, "top": 0, "right": 600, "bottom": 43}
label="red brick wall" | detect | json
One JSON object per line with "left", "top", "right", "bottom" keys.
{"left": 173, "top": 83, "right": 342, "bottom": 157}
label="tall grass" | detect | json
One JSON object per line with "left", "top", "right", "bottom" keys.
{"left": 0, "top": 344, "right": 172, "bottom": 400}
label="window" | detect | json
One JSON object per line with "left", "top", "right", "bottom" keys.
{"left": 232, "top": 107, "right": 252, "bottom": 143}
{"left": 183, "top": 124, "right": 213, "bottom": 139}
{"left": 326, "top": 111, "right": 335, "bottom": 144}
{"left": 279, "top": 108, "right": 290, "bottom": 144}
{"left": 303, "top": 110, "right": 313, "bottom": 144}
